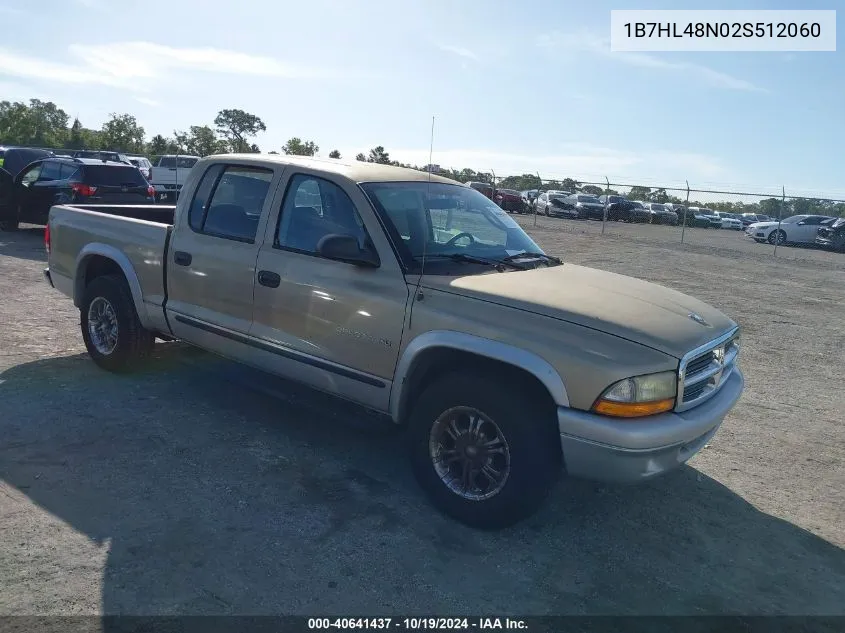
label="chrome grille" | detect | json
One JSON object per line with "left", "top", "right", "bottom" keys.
{"left": 676, "top": 328, "right": 740, "bottom": 412}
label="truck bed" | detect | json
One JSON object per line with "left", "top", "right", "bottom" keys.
{"left": 47, "top": 204, "right": 175, "bottom": 331}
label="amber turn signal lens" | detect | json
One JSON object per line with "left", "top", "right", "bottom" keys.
{"left": 592, "top": 398, "right": 675, "bottom": 418}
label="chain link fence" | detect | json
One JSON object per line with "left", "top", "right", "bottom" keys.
{"left": 468, "top": 172, "right": 845, "bottom": 267}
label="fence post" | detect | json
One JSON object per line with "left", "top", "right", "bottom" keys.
{"left": 601, "top": 176, "right": 610, "bottom": 235}
{"left": 534, "top": 172, "right": 541, "bottom": 227}
{"left": 681, "top": 180, "right": 690, "bottom": 244}
{"left": 774, "top": 186, "right": 785, "bottom": 257}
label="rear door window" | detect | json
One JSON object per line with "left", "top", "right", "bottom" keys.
{"left": 192, "top": 165, "right": 273, "bottom": 242}
{"left": 39, "top": 161, "right": 62, "bottom": 181}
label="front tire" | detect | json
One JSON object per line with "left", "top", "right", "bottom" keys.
{"left": 768, "top": 229, "right": 786, "bottom": 245}
{"left": 408, "top": 372, "right": 561, "bottom": 529}
{"left": 80, "top": 274, "right": 154, "bottom": 373}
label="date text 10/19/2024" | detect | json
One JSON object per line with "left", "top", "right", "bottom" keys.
{"left": 308, "top": 618, "right": 528, "bottom": 630}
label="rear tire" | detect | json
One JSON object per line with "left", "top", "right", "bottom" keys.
{"left": 408, "top": 372, "right": 561, "bottom": 529}
{"left": 80, "top": 274, "right": 154, "bottom": 373}
{"left": 0, "top": 204, "right": 20, "bottom": 231}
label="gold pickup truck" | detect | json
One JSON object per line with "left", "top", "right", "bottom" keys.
{"left": 43, "top": 154, "right": 744, "bottom": 529}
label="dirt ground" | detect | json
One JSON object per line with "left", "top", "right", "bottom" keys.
{"left": 1, "top": 221, "right": 843, "bottom": 617}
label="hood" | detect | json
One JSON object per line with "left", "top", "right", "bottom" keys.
{"left": 749, "top": 221, "right": 785, "bottom": 230}
{"left": 422, "top": 264, "right": 736, "bottom": 359}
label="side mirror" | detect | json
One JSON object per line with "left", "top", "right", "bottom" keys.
{"left": 797, "top": 221, "right": 805, "bottom": 225}
{"left": 316, "top": 234, "right": 380, "bottom": 268}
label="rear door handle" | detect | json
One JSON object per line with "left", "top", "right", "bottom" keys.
{"left": 173, "top": 251, "right": 192, "bottom": 266}
{"left": 257, "top": 270, "right": 281, "bottom": 288}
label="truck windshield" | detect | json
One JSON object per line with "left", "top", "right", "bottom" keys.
{"left": 361, "top": 181, "right": 545, "bottom": 270}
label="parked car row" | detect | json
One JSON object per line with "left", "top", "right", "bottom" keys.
{"left": 746, "top": 215, "right": 843, "bottom": 250}
{"left": 520, "top": 190, "right": 757, "bottom": 230}
{"left": 0, "top": 147, "right": 156, "bottom": 231}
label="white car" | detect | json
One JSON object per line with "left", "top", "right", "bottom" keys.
{"left": 127, "top": 155, "right": 153, "bottom": 181}
{"left": 714, "top": 212, "right": 742, "bottom": 230}
{"left": 746, "top": 215, "right": 835, "bottom": 245}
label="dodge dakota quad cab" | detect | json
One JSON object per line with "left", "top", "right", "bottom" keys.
{"left": 44, "top": 154, "right": 744, "bottom": 529}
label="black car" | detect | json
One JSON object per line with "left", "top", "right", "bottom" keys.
{"left": 815, "top": 217, "right": 845, "bottom": 252}
{"left": 599, "top": 195, "right": 649, "bottom": 222}
{"left": 70, "top": 149, "right": 132, "bottom": 165}
{"left": 567, "top": 194, "right": 606, "bottom": 220}
{"left": 0, "top": 157, "right": 155, "bottom": 230}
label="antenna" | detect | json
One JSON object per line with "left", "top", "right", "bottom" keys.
{"left": 410, "top": 116, "right": 435, "bottom": 329}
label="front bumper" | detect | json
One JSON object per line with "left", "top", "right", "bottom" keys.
{"left": 557, "top": 368, "right": 744, "bottom": 484}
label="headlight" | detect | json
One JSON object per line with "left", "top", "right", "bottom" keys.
{"left": 592, "top": 371, "right": 677, "bottom": 418}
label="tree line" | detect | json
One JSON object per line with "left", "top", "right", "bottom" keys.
{"left": 1, "top": 98, "right": 841, "bottom": 217}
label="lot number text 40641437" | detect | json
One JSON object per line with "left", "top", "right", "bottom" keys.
{"left": 307, "top": 618, "right": 528, "bottom": 630}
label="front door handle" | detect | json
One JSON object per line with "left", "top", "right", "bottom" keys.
{"left": 257, "top": 270, "right": 281, "bottom": 288}
{"left": 173, "top": 251, "right": 192, "bottom": 266}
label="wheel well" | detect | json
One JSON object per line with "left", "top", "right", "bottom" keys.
{"left": 399, "top": 347, "right": 559, "bottom": 426}
{"left": 75, "top": 255, "right": 126, "bottom": 307}
{"left": 82, "top": 255, "right": 124, "bottom": 287}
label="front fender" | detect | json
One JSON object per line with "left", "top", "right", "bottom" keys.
{"left": 74, "top": 243, "right": 151, "bottom": 329}
{"left": 389, "top": 330, "right": 570, "bottom": 422}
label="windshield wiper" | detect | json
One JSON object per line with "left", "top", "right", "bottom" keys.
{"left": 501, "top": 251, "right": 562, "bottom": 265}
{"left": 416, "top": 253, "right": 526, "bottom": 270}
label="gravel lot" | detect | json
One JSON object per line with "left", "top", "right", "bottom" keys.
{"left": 1, "top": 221, "right": 843, "bottom": 617}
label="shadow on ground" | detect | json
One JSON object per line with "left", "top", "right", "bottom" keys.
{"left": 1, "top": 344, "right": 844, "bottom": 618}
{"left": 0, "top": 226, "right": 48, "bottom": 262}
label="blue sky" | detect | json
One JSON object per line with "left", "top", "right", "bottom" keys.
{"left": 0, "top": 0, "right": 841, "bottom": 199}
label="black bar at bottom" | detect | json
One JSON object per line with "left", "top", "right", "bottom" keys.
{"left": 0, "top": 616, "right": 842, "bottom": 633}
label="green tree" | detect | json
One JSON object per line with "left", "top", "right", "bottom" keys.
{"left": 628, "top": 186, "right": 652, "bottom": 201}
{"left": 498, "top": 173, "right": 544, "bottom": 190}
{"left": 367, "top": 145, "right": 390, "bottom": 164}
{"left": 214, "top": 109, "right": 266, "bottom": 153}
{"left": 0, "top": 99, "right": 69, "bottom": 147}
{"left": 355, "top": 152, "right": 366, "bottom": 161}
{"left": 175, "top": 125, "right": 227, "bottom": 157}
{"left": 648, "top": 188, "right": 670, "bottom": 203}
{"left": 561, "top": 178, "right": 581, "bottom": 191}
{"left": 148, "top": 134, "right": 173, "bottom": 155}
{"left": 28, "top": 99, "right": 70, "bottom": 147}
{"left": 66, "top": 118, "right": 86, "bottom": 150}
{"left": 328, "top": 149, "right": 341, "bottom": 159}
{"left": 282, "top": 137, "right": 319, "bottom": 156}
{"left": 759, "top": 198, "right": 785, "bottom": 218}
{"left": 100, "top": 113, "right": 145, "bottom": 152}
{"left": 581, "top": 185, "right": 603, "bottom": 196}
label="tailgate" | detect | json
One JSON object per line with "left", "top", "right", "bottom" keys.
{"left": 89, "top": 185, "right": 152, "bottom": 204}
{"left": 151, "top": 167, "right": 177, "bottom": 185}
